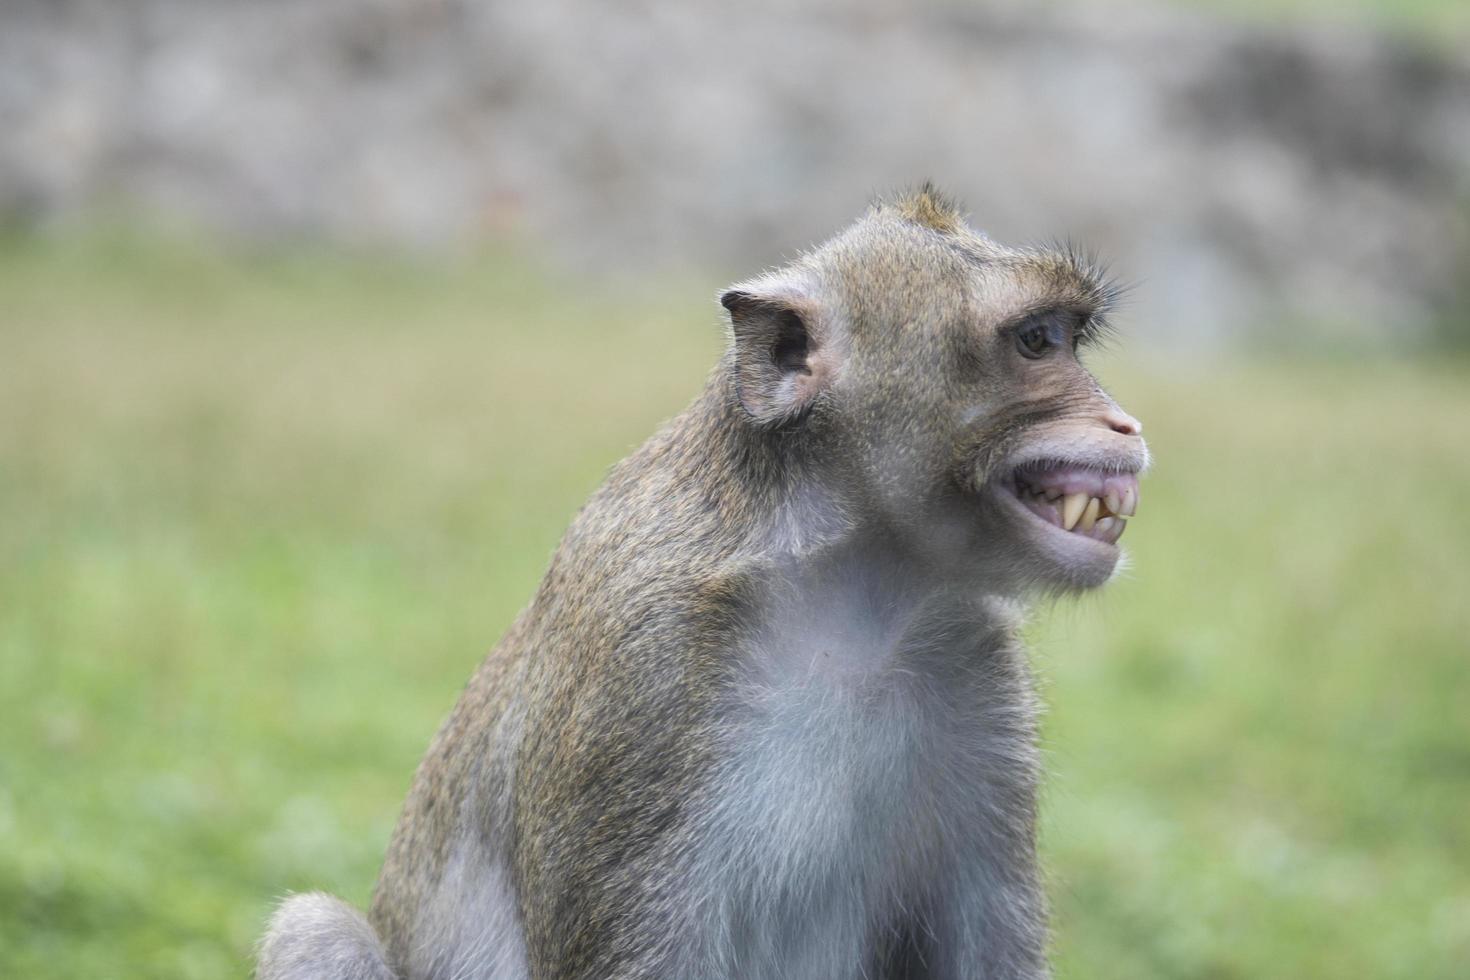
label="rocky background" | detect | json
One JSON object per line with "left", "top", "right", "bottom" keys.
{"left": 3, "top": 0, "right": 1468, "bottom": 346}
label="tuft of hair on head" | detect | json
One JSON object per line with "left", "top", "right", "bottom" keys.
{"left": 885, "top": 181, "right": 963, "bottom": 234}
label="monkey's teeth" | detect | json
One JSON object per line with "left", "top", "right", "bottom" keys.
{"left": 1060, "top": 492, "right": 1088, "bottom": 531}
{"left": 1093, "top": 516, "right": 1126, "bottom": 543}
{"left": 1008, "top": 464, "right": 1140, "bottom": 540}
{"left": 1120, "top": 485, "right": 1137, "bottom": 517}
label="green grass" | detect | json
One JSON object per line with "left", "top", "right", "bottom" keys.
{"left": 2, "top": 235, "right": 1468, "bottom": 978}
{"left": 1061, "top": 0, "right": 1470, "bottom": 40}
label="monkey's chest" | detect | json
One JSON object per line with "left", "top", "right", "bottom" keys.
{"left": 686, "top": 666, "right": 1032, "bottom": 972}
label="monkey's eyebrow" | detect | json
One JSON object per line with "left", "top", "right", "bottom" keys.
{"left": 1063, "top": 250, "right": 1123, "bottom": 333}
{"left": 1025, "top": 248, "right": 1123, "bottom": 347}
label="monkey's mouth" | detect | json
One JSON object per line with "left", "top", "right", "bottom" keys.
{"left": 999, "top": 462, "right": 1139, "bottom": 546}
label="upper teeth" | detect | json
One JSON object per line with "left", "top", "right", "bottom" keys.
{"left": 1013, "top": 469, "right": 1139, "bottom": 537}
{"left": 1045, "top": 487, "right": 1136, "bottom": 531}
{"left": 1061, "top": 492, "right": 1088, "bottom": 531}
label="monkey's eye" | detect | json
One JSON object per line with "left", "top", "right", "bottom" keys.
{"left": 1015, "top": 317, "right": 1061, "bottom": 359}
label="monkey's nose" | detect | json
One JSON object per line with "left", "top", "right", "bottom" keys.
{"left": 1102, "top": 409, "right": 1142, "bottom": 436}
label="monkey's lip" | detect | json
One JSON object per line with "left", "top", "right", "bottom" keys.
{"left": 994, "top": 461, "right": 1140, "bottom": 547}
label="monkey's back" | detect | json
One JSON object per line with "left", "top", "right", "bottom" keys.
{"left": 367, "top": 387, "right": 766, "bottom": 977}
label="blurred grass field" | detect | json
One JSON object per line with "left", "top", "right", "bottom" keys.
{"left": 1, "top": 233, "right": 1468, "bottom": 979}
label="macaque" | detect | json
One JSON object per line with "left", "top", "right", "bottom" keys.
{"left": 258, "top": 186, "right": 1147, "bottom": 980}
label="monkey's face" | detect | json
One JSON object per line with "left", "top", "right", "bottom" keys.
{"left": 847, "top": 251, "right": 1150, "bottom": 592}
{"left": 721, "top": 206, "right": 1148, "bottom": 592}
{"left": 951, "top": 304, "right": 1148, "bottom": 591}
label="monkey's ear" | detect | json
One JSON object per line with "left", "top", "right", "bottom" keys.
{"left": 720, "top": 288, "right": 835, "bottom": 426}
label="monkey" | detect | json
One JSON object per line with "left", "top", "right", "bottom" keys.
{"left": 256, "top": 184, "right": 1148, "bottom": 980}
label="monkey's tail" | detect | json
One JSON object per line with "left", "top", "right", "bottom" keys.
{"left": 256, "top": 891, "right": 397, "bottom": 980}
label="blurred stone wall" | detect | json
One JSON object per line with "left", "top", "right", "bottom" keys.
{"left": 3, "top": 0, "right": 1468, "bottom": 345}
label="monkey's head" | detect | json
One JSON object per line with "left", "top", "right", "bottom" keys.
{"left": 719, "top": 186, "right": 1148, "bottom": 591}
